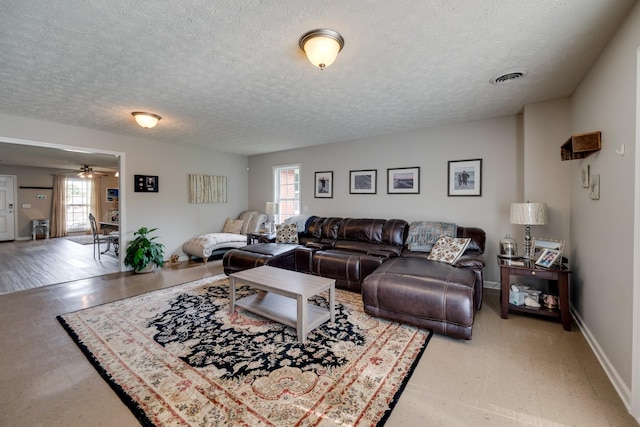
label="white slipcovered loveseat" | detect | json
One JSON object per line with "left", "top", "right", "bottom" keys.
{"left": 182, "top": 210, "right": 266, "bottom": 263}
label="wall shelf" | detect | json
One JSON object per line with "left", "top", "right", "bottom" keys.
{"left": 561, "top": 131, "right": 601, "bottom": 160}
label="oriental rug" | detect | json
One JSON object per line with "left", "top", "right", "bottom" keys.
{"left": 57, "top": 274, "right": 432, "bottom": 426}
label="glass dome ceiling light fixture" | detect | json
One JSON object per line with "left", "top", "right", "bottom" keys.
{"left": 131, "top": 112, "right": 161, "bottom": 129}
{"left": 299, "top": 29, "right": 344, "bottom": 70}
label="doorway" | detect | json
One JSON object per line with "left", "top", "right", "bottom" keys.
{"left": 0, "top": 175, "right": 16, "bottom": 241}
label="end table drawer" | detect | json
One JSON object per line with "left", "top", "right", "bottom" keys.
{"left": 526, "top": 269, "right": 557, "bottom": 280}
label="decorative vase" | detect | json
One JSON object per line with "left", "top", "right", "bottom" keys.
{"left": 136, "top": 262, "right": 157, "bottom": 274}
{"left": 499, "top": 234, "right": 518, "bottom": 259}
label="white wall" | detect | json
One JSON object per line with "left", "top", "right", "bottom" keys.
{"left": 569, "top": 2, "right": 639, "bottom": 408}
{"left": 523, "top": 98, "right": 572, "bottom": 252}
{"left": 0, "top": 113, "right": 250, "bottom": 265}
{"left": 248, "top": 115, "right": 524, "bottom": 283}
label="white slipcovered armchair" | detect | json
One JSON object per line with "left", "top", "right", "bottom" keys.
{"left": 182, "top": 210, "right": 266, "bottom": 263}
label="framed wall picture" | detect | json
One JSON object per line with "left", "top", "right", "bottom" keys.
{"left": 349, "top": 169, "right": 377, "bottom": 194}
{"left": 106, "top": 187, "right": 119, "bottom": 202}
{"left": 135, "top": 175, "right": 159, "bottom": 192}
{"left": 387, "top": 167, "right": 420, "bottom": 194}
{"left": 448, "top": 158, "right": 482, "bottom": 196}
{"left": 314, "top": 171, "right": 333, "bottom": 198}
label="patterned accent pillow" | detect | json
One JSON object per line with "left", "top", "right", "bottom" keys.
{"left": 222, "top": 218, "right": 244, "bottom": 234}
{"left": 427, "top": 235, "right": 471, "bottom": 265}
{"left": 275, "top": 223, "right": 299, "bottom": 244}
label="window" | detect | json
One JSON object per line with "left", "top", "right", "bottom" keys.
{"left": 273, "top": 164, "right": 300, "bottom": 223}
{"left": 65, "top": 177, "right": 92, "bottom": 232}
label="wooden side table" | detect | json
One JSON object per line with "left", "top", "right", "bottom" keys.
{"left": 498, "top": 257, "right": 572, "bottom": 331}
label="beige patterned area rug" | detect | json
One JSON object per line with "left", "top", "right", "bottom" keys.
{"left": 57, "top": 274, "right": 432, "bottom": 426}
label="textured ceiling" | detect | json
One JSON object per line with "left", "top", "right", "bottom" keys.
{"left": 0, "top": 0, "right": 636, "bottom": 165}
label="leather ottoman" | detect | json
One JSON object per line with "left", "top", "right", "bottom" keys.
{"left": 362, "top": 257, "right": 476, "bottom": 339}
{"left": 223, "top": 243, "right": 298, "bottom": 275}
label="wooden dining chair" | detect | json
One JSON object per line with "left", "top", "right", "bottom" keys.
{"left": 89, "top": 213, "right": 119, "bottom": 260}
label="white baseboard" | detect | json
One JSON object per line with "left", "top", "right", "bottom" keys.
{"left": 483, "top": 280, "right": 500, "bottom": 289}
{"left": 571, "top": 304, "right": 633, "bottom": 414}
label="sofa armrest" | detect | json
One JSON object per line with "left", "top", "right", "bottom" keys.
{"left": 366, "top": 250, "right": 399, "bottom": 259}
{"left": 305, "top": 241, "right": 334, "bottom": 250}
{"left": 454, "top": 253, "right": 485, "bottom": 269}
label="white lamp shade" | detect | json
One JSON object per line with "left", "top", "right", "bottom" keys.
{"left": 265, "top": 202, "right": 278, "bottom": 215}
{"left": 510, "top": 202, "right": 548, "bottom": 225}
{"left": 132, "top": 112, "right": 161, "bottom": 128}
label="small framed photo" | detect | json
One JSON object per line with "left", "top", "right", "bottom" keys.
{"left": 581, "top": 164, "right": 590, "bottom": 188}
{"left": 448, "top": 158, "right": 482, "bottom": 196}
{"left": 314, "top": 171, "right": 333, "bottom": 198}
{"left": 106, "top": 187, "right": 119, "bottom": 202}
{"left": 387, "top": 167, "right": 420, "bottom": 194}
{"left": 531, "top": 237, "right": 564, "bottom": 265}
{"left": 135, "top": 175, "right": 159, "bottom": 192}
{"left": 535, "top": 248, "right": 561, "bottom": 268}
{"left": 350, "top": 169, "right": 377, "bottom": 194}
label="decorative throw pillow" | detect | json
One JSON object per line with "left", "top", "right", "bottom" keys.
{"left": 275, "top": 223, "right": 298, "bottom": 244}
{"left": 427, "top": 235, "right": 471, "bottom": 265}
{"left": 222, "top": 218, "right": 244, "bottom": 234}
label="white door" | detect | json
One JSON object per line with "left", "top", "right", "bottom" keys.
{"left": 0, "top": 175, "right": 16, "bottom": 241}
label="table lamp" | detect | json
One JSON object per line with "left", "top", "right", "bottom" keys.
{"left": 265, "top": 202, "right": 278, "bottom": 233}
{"left": 510, "top": 202, "right": 548, "bottom": 259}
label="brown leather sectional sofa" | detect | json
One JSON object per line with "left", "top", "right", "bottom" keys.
{"left": 222, "top": 216, "right": 486, "bottom": 339}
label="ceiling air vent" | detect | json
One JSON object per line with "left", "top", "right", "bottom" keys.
{"left": 490, "top": 70, "right": 528, "bottom": 85}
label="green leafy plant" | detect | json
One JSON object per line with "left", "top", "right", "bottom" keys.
{"left": 124, "top": 227, "right": 165, "bottom": 272}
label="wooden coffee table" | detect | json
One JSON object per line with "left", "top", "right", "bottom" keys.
{"left": 229, "top": 266, "right": 335, "bottom": 343}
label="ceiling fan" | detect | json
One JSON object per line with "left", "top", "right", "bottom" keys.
{"left": 77, "top": 165, "right": 108, "bottom": 178}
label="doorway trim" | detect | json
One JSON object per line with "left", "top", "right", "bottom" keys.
{"left": 631, "top": 47, "right": 640, "bottom": 421}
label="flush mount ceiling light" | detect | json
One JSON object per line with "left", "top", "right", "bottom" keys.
{"left": 490, "top": 69, "right": 528, "bottom": 85}
{"left": 131, "top": 112, "right": 161, "bottom": 128}
{"left": 299, "top": 29, "right": 344, "bottom": 70}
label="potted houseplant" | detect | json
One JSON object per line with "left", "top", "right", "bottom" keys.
{"left": 124, "top": 227, "right": 165, "bottom": 273}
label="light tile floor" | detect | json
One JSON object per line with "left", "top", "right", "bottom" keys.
{"left": 0, "top": 261, "right": 637, "bottom": 426}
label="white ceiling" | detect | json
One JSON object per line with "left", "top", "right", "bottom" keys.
{"left": 0, "top": 0, "right": 636, "bottom": 167}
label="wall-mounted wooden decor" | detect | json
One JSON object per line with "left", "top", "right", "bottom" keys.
{"left": 189, "top": 174, "right": 227, "bottom": 203}
{"left": 561, "top": 131, "right": 601, "bottom": 160}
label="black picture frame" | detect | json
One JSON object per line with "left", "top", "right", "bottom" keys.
{"left": 387, "top": 167, "right": 420, "bottom": 194}
{"left": 314, "top": 171, "right": 333, "bottom": 198}
{"left": 447, "top": 159, "right": 482, "bottom": 196}
{"left": 135, "top": 175, "right": 159, "bottom": 193}
{"left": 349, "top": 169, "right": 377, "bottom": 194}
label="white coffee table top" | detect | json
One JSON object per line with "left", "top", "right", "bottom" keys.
{"left": 230, "top": 266, "right": 334, "bottom": 298}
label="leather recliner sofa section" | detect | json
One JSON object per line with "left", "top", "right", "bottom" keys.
{"left": 222, "top": 216, "right": 486, "bottom": 339}
{"left": 295, "top": 217, "right": 408, "bottom": 292}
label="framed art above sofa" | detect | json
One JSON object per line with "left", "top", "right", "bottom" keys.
{"left": 387, "top": 167, "right": 420, "bottom": 194}
{"left": 315, "top": 171, "right": 333, "bottom": 198}
{"left": 447, "top": 158, "right": 482, "bottom": 197}
{"left": 350, "top": 170, "right": 377, "bottom": 194}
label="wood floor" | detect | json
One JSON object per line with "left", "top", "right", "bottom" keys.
{"left": 0, "top": 237, "right": 120, "bottom": 295}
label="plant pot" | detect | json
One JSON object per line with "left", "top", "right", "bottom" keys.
{"left": 135, "top": 262, "right": 157, "bottom": 274}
